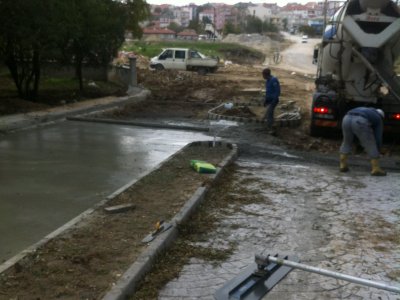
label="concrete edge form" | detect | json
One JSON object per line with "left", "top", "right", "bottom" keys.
{"left": 102, "top": 142, "right": 238, "bottom": 300}
{"left": 208, "top": 102, "right": 301, "bottom": 128}
{"left": 0, "top": 89, "right": 150, "bottom": 133}
{"left": 68, "top": 116, "right": 210, "bottom": 132}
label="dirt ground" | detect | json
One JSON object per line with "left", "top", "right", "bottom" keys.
{"left": 109, "top": 63, "right": 342, "bottom": 154}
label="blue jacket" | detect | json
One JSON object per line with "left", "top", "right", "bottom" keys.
{"left": 265, "top": 76, "right": 280, "bottom": 100}
{"left": 347, "top": 107, "right": 383, "bottom": 149}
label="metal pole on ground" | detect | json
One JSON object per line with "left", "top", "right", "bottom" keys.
{"left": 257, "top": 255, "right": 400, "bottom": 294}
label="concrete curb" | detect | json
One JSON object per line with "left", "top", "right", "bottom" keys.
{"left": 0, "top": 89, "right": 150, "bottom": 133}
{"left": 102, "top": 141, "right": 238, "bottom": 300}
{"left": 68, "top": 116, "right": 210, "bottom": 132}
{"left": 208, "top": 102, "right": 301, "bottom": 128}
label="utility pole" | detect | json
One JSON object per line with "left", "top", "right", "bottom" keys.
{"left": 213, "top": 6, "right": 216, "bottom": 41}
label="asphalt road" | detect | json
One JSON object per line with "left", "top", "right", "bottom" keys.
{"left": 277, "top": 33, "right": 319, "bottom": 75}
{"left": 0, "top": 120, "right": 210, "bottom": 263}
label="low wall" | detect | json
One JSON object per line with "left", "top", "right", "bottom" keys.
{"left": 107, "top": 66, "right": 131, "bottom": 87}
{"left": 41, "top": 63, "right": 108, "bottom": 81}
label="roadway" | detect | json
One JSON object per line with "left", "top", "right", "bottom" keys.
{"left": 277, "top": 33, "right": 320, "bottom": 75}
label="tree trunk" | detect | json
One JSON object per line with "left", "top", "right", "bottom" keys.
{"left": 31, "top": 49, "right": 41, "bottom": 101}
{"left": 76, "top": 56, "right": 84, "bottom": 93}
{"left": 5, "top": 44, "right": 41, "bottom": 101}
{"left": 5, "top": 54, "right": 24, "bottom": 99}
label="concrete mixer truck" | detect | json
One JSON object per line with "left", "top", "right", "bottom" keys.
{"left": 310, "top": 0, "right": 400, "bottom": 136}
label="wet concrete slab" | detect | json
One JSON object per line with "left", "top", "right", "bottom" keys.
{"left": 0, "top": 120, "right": 210, "bottom": 262}
{"left": 159, "top": 149, "right": 400, "bottom": 299}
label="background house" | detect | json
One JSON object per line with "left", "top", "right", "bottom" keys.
{"left": 177, "top": 29, "right": 199, "bottom": 40}
{"left": 142, "top": 27, "right": 176, "bottom": 40}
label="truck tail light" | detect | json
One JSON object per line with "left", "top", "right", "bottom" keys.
{"left": 390, "top": 113, "right": 400, "bottom": 120}
{"left": 313, "top": 107, "right": 332, "bottom": 114}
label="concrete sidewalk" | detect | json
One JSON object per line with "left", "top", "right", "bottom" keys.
{"left": 0, "top": 89, "right": 150, "bottom": 133}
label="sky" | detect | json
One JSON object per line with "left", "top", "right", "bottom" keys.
{"left": 146, "top": 0, "right": 312, "bottom": 7}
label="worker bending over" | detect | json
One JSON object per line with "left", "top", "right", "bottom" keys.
{"left": 339, "top": 107, "right": 386, "bottom": 176}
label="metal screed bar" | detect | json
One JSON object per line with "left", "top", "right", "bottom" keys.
{"left": 256, "top": 255, "right": 400, "bottom": 294}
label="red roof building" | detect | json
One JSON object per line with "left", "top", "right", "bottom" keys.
{"left": 142, "top": 27, "right": 176, "bottom": 40}
{"left": 177, "top": 29, "right": 199, "bottom": 40}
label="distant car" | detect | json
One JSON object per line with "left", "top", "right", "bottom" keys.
{"left": 149, "top": 48, "right": 219, "bottom": 75}
{"left": 301, "top": 35, "right": 308, "bottom": 43}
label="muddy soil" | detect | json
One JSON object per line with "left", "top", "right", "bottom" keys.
{"left": 108, "top": 64, "right": 342, "bottom": 154}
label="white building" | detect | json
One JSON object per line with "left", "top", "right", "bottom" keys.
{"left": 247, "top": 3, "right": 272, "bottom": 21}
{"left": 199, "top": 9, "right": 215, "bottom": 24}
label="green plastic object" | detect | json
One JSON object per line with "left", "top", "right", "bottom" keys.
{"left": 190, "top": 160, "right": 217, "bottom": 174}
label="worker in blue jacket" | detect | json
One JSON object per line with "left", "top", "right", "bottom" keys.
{"left": 339, "top": 107, "right": 386, "bottom": 176}
{"left": 262, "top": 68, "right": 281, "bottom": 131}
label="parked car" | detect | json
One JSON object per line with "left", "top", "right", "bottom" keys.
{"left": 301, "top": 35, "right": 308, "bottom": 43}
{"left": 149, "top": 48, "right": 219, "bottom": 75}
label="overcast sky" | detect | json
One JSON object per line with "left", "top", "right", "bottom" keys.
{"left": 146, "top": 0, "right": 312, "bottom": 7}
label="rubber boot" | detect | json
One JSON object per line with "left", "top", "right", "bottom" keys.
{"left": 339, "top": 154, "right": 349, "bottom": 172}
{"left": 370, "top": 159, "right": 386, "bottom": 176}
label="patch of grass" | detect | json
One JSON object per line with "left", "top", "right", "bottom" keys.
{"left": 0, "top": 71, "right": 125, "bottom": 114}
{"left": 42, "top": 77, "right": 77, "bottom": 86}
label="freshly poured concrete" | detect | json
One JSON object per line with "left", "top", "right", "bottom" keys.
{"left": 0, "top": 120, "right": 209, "bottom": 262}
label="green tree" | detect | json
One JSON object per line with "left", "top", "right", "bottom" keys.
{"left": 58, "top": 0, "right": 128, "bottom": 91}
{"left": 223, "top": 21, "right": 240, "bottom": 35}
{"left": 0, "top": 0, "right": 149, "bottom": 99}
{"left": 168, "top": 22, "right": 183, "bottom": 33}
{"left": 245, "top": 15, "right": 262, "bottom": 33}
{"left": 0, "top": 0, "right": 57, "bottom": 100}
{"left": 234, "top": 3, "right": 250, "bottom": 29}
{"left": 262, "top": 20, "right": 279, "bottom": 33}
{"left": 125, "top": 0, "right": 150, "bottom": 39}
{"left": 188, "top": 19, "right": 204, "bottom": 34}
{"left": 282, "top": 18, "right": 288, "bottom": 31}
{"left": 299, "top": 25, "right": 317, "bottom": 37}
